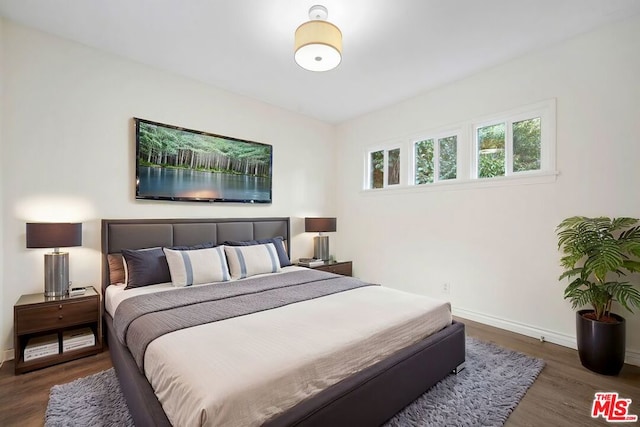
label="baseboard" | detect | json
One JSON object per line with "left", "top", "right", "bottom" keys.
{"left": 625, "top": 348, "right": 640, "bottom": 367}
{"left": 2, "top": 349, "right": 13, "bottom": 363}
{"left": 452, "top": 307, "right": 640, "bottom": 367}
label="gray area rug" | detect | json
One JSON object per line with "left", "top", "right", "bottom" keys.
{"left": 385, "top": 337, "right": 545, "bottom": 426}
{"left": 45, "top": 337, "right": 544, "bottom": 427}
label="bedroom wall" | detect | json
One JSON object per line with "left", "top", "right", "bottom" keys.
{"left": 0, "top": 22, "right": 336, "bottom": 356}
{"left": 0, "top": 17, "right": 5, "bottom": 364}
{"left": 335, "top": 15, "right": 640, "bottom": 365}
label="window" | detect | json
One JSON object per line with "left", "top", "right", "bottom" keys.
{"left": 414, "top": 134, "right": 458, "bottom": 184}
{"left": 370, "top": 150, "right": 384, "bottom": 189}
{"left": 439, "top": 136, "right": 457, "bottom": 180}
{"left": 473, "top": 104, "right": 549, "bottom": 179}
{"left": 363, "top": 99, "right": 555, "bottom": 192}
{"left": 477, "top": 123, "right": 506, "bottom": 178}
{"left": 414, "top": 139, "right": 434, "bottom": 184}
{"left": 368, "top": 147, "right": 401, "bottom": 189}
{"left": 513, "top": 117, "right": 541, "bottom": 172}
{"left": 388, "top": 148, "right": 400, "bottom": 185}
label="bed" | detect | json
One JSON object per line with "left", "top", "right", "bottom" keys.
{"left": 101, "top": 217, "right": 465, "bottom": 426}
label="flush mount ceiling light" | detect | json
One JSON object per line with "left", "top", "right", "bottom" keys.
{"left": 294, "top": 5, "right": 342, "bottom": 72}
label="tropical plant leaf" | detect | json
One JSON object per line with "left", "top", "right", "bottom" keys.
{"left": 559, "top": 268, "right": 583, "bottom": 281}
{"left": 564, "top": 286, "right": 592, "bottom": 310}
{"left": 621, "top": 260, "right": 640, "bottom": 273}
{"left": 620, "top": 225, "right": 640, "bottom": 239}
{"left": 583, "top": 239, "right": 624, "bottom": 281}
{"left": 606, "top": 282, "right": 640, "bottom": 313}
{"left": 611, "top": 217, "right": 638, "bottom": 231}
{"left": 556, "top": 216, "right": 587, "bottom": 231}
{"left": 621, "top": 227, "right": 640, "bottom": 257}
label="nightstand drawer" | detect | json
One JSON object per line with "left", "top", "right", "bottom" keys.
{"left": 313, "top": 261, "right": 352, "bottom": 276}
{"left": 15, "top": 299, "right": 96, "bottom": 334}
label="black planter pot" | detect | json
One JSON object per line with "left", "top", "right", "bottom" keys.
{"left": 576, "top": 309, "right": 626, "bottom": 376}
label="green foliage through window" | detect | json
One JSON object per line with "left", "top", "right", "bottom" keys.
{"left": 477, "top": 123, "right": 505, "bottom": 178}
{"left": 370, "top": 150, "right": 384, "bottom": 189}
{"left": 365, "top": 100, "right": 553, "bottom": 191}
{"left": 513, "top": 117, "right": 541, "bottom": 172}
{"left": 388, "top": 149, "right": 400, "bottom": 185}
{"left": 415, "top": 135, "right": 457, "bottom": 184}
{"left": 439, "top": 136, "right": 457, "bottom": 180}
{"left": 415, "top": 139, "right": 434, "bottom": 184}
{"left": 476, "top": 117, "right": 542, "bottom": 178}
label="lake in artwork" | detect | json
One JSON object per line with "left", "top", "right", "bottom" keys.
{"left": 137, "top": 166, "right": 271, "bottom": 202}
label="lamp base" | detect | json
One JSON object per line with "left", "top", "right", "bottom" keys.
{"left": 313, "top": 235, "right": 330, "bottom": 261}
{"left": 44, "top": 252, "right": 69, "bottom": 297}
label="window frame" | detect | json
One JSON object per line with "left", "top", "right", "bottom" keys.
{"left": 365, "top": 144, "right": 403, "bottom": 190}
{"left": 471, "top": 100, "right": 555, "bottom": 180}
{"left": 362, "top": 99, "right": 557, "bottom": 193}
{"left": 411, "top": 130, "right": 461, "bottom": 185}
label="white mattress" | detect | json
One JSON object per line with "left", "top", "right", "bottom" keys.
{"left": 108, "top": 270, "right": 451, "bottom": 427}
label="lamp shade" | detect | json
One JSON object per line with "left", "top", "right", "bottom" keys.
{"left": 294, "top": 6, "right": 342, "bottom": 72}
{"left": 26, "top": 223, "right": 82, "bottom": 248}
{"left": 305, "top": 217, "right": 337, "bottom": 233}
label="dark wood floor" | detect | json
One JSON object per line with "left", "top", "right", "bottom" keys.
{"left": 0, "top": 317, "right": 638, "bottom": 426}
{"left": 462, "top": 317, "right": 640, "bottom": 427}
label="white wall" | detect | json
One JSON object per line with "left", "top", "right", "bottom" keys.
{"left": 0, "top": 22, "right": 336, "bottom": 354}
{"left": 335, "top": 15, "right": 640, "bottom": 364}
{"left": 0, "top": 17, "right": 5, "bottom": 363}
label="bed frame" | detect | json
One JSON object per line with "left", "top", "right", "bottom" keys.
{"left": 101, "top": 217, "right": 465, "bottom": 427}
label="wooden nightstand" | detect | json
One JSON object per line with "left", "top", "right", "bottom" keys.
{"left": 13, "top": 286, "right": 103, "bottom": 374}
{"left": 310, "top": 261, "right": 353, "bottom": 277}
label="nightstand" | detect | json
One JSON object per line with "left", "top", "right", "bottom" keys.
{"left": 310, "top": 261, "right": 353, "bottom": 277}
{"left": 14, "top": 286, "right": 103, "bottom": 374}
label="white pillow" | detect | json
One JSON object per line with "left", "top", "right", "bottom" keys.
{"left": 163, "top": 246, "right": 230, "bottom": 287}
{"left": 224, "top": 243, "right": 281, "bottom": 280}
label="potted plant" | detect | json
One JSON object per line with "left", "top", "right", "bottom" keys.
{"left": 556, "top": 216, "right": 640, "bottom": 375}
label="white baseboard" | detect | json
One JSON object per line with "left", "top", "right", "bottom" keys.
{"left": 453, "top": 307, "right": 640, "bottom": 367}
{"left": 2, "top": 349, "right": 13, "bottom": 364}
{"left": 626, "top": 348, "right": 640, "bottom": 367}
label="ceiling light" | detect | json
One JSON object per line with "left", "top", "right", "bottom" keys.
{"left": 294, "top": 5, "right": 342, "bottom": 72}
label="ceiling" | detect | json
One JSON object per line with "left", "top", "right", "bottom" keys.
{"left": 1, "top": 1, "right": 639, "bottom": 124}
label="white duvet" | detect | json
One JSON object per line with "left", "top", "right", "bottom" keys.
{"left": 107, "top": 270, "right": 451, "bottom": 427}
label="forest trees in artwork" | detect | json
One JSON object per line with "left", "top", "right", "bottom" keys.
{"left": 137, "top": 121, "right": 271, "bottom": 178}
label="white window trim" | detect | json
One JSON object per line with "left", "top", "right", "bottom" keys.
{"left": 364, "top": 143, "right": 403, "bottom": 190}
{"left": 362, "top": 99, "right": 557, "bottom": 193}
{"left": 386, "top": 146, "right": 402, "bottom": 187}
{"left": 410, "top": 129, "right": 462, "bottom": 185}
{"left": 360, "top": 170, "right": 558, "bottom": 196}
{"left": 471, "top": 99, "right": 556, "bottom": 179}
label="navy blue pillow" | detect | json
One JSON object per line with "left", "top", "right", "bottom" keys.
{"left": 122, "top": 247, "right": 171, "bottom": 289}
{"left": 224, "top": 236, "right": 291, "bottom": 267}
{"left": 169, "top": 242, "right": 217, "bottom": 250}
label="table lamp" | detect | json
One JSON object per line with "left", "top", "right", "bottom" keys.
{"left": 305, "top": 217, "right": 336, "bottom": 261}
{"left": 26, "top": 222, "right": 82, "bottom": 297}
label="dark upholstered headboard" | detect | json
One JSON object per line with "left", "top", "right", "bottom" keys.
{"left": 101, "top": 217, "right": 290, "bottom": 294}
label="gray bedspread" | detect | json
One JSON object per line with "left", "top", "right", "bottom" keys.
{"left": 113, "top": 269, "right": 376, "bottom": 371}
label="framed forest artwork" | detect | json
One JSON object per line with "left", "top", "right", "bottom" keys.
{"left": 135, "top": 118, "right": 272, "bottom": 204}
